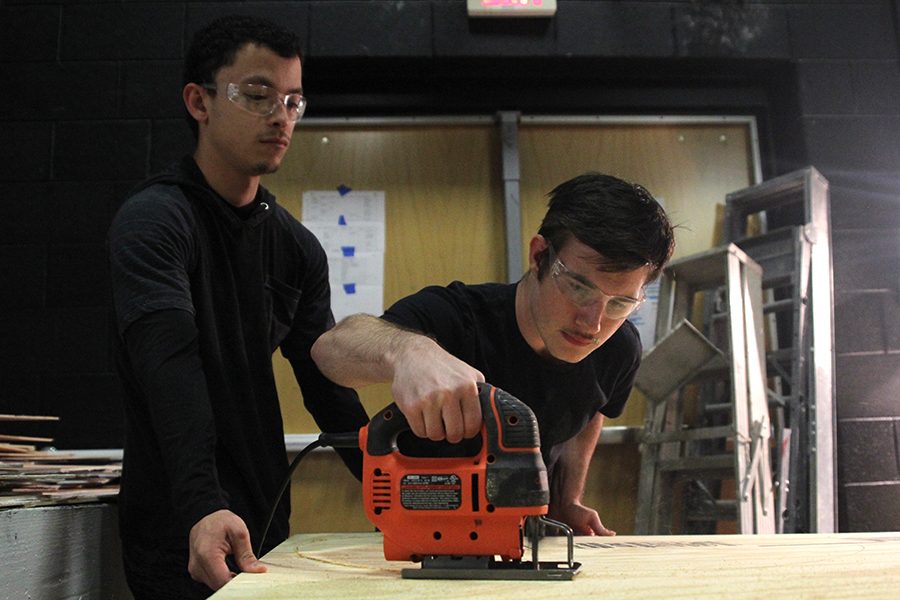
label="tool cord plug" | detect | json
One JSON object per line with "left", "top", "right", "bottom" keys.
{"left": 317, "top": 431, "right": 360, "bottom": 448}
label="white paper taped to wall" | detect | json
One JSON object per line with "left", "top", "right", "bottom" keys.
{"left": 302, "top": 189, "right": 386, "bottom": 321}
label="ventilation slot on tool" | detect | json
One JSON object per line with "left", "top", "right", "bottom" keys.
{"left": 372, "top": 471, "right": 392, "bottom": 512}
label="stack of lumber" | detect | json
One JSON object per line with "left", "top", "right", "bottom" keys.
{"left": 0, "top": 414, "right": 121, "bottom": 509}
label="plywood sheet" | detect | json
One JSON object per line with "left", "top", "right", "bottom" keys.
{"left": 212, "top": 532, "right": 900, "bottom": 599}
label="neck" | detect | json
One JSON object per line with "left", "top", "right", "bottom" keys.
{"left": 193, "top": 147, "right": 259, "bottom": 207}
{"left": 515, "top": 273, "right": 546, "bottom": 356}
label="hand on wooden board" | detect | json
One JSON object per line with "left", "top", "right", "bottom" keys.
{"left": 188, "top": 509, "right": 267, "bottom": 590}
{"left": 549, "top": 501, "right": 617, "bottom": 537}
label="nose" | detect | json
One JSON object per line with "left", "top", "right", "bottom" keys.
{"left": 574, "top": 299, "right": 606, "bottom": 332}
{"left": 267, "top": 101, "right": 292, "bottom": 127}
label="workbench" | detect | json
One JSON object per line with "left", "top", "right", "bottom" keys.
{"left": 211, "top": 531, "right": 900, "bottom": 599}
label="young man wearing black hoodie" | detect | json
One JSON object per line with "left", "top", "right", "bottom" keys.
{"left": 108, "top": 15, "right": 368, "bottom": 599}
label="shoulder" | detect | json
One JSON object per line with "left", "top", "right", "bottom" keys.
{"left": 595, "top": 320, "right": 642, "bottom": 364}
{"left": 441, "top": 281, "right": 512, "bottom": 307}
{"left": 113, "top": 183, "right": 192, "bottom": 226}
{"left": 110, "top": 183, "right": 195, "bottom": 241}
{"left": 402, "top": 281, "right": 510, "bottom": 311}
{"left": 615, "top": 319, "right": 642, "bottom": 351}
{"left": 270, "top": 204, "right": 324, "bottom": 251}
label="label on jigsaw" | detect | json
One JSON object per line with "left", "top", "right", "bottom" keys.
{"left": 399, "top": 474, "right": 462, "bottom": 510}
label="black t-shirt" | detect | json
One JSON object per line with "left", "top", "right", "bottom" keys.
{"left": 381, "top": 281, "right": 642, "bottom": 467}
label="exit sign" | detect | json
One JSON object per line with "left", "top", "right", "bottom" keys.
{"left": 467, "top": 0, "right": 557, "bottom": 18}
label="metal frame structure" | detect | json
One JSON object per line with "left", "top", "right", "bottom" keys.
{"left": 723, "top": 167, "right": 836, "bottom": 533}
{"left": 634, "top": 244, "right": 775, "bottom": 534}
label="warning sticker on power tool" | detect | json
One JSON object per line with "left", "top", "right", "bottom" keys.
{"left": 399, "top": 474, "right": 462, "bottom": 510}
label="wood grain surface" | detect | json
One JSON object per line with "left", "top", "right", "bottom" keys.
{"left": 212, "top": 531, "right": 900, "bottom": 599}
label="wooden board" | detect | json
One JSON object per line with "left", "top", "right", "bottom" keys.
{"left": 211, "top": 532, "right": 900, "bottom": 599}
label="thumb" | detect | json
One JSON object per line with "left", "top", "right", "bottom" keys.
{"left": 581, "top": 510, "right": 615, "bottom": 537}
{"left": 592, "top": 515, "right": 616, "bottom": 537}
{"left": 229, "top": 529, "right": 267, "bottom": 574}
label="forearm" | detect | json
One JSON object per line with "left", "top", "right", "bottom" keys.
{"left": 311, "top": 313, "right": 438, "bottom": 388}
{"left": 547, "top": 413, "right": 615, "bottom": 535}
{"left": 550, "top": 413, "right": 604, "bottom": 505}
{"left": 311, "top": 313, "right": 485, "bottom": 442}
{"left": 125, "top": 309, "right": 227, "bottom": 529}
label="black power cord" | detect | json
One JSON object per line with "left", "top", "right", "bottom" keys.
{"left": 256, "top": 431, "right": 360, "bottom": 557}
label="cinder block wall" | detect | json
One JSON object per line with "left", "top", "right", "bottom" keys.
{"left": 1, "top": 0, "right": 898, "bottom": 532}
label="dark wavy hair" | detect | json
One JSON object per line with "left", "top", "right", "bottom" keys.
{"left": 536, "top": 172, "right": 675, "bottom": 282}
{"left": 182, "top": 14, "right": 303, "bottom": 138}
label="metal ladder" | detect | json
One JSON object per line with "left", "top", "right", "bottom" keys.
{"left": 634, "top": 243, "right": 776, "bottom": 535}
{"left": 723, "top": 167, "right": 836, "bottom": 534}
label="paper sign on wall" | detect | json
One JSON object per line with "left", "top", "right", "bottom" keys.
{"left": 302, "top": 189, "right": 385, "bottom": 322}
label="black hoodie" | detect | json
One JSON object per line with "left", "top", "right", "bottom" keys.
{"left": 108, "top": 156, "right": 368, "bottom": 553}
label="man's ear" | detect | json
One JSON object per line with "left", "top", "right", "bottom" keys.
{"left": 528, "top": 234, "right": 549, "bottom": 274}
{"left": 183, "top": 83, "right": 209, "bottom": 126}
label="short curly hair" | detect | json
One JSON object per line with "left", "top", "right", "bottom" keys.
{"left": 182, "top": 14, "right": 303, "bottom": 138}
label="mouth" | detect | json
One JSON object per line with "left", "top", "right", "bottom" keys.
{"left": 260, "top": 137, "right": 290, "bottom": 149}
{"left": 560, "top": 330, "right": 598, "bottom": 347}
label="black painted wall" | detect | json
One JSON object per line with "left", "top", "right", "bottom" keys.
{"left": 1, "top": 0, "right": 898, "bottom": 532}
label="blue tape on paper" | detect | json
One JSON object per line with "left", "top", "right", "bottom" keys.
{"left": 343, "top": 283, "right": 356, "bottom": 294}
{"left": 341, "top": 246, "right": 355, "bottom": 257}
{"left": 337, "top": 184, "right": 352, "bottom": 196}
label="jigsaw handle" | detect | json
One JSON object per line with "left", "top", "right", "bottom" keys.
{"left": 365, "top": 382, "right": 541, "bottom": 458}
{"left": 366, "top": 383, "right": 504, "bottom": 456}
{"left": 482, "top": 384, "right": 541, "bottom": 451}
{"left": 365, "top": 401, "right": 412, "bottom": 456}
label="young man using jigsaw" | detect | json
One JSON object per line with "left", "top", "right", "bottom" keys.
{"left": 313, "top": 172, "right": 675, "bottom": 537}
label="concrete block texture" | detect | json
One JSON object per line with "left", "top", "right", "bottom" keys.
{"left": 556, "top": 1, "right": 674, "bottom": 57}
{"left": 38, "top": 308, "right": 111, "bottom": 374}
{"left": 838, "top": 420, "right": 899, "bottom": 484}
{"left": 834, "top": 290, "right": 892, "bottom": 355}
{"left": 840, "top": 482, "right": 900, "bottom": 531}
{"left": 46, "top": 244, "right": 109, "bottom": 308}
{"left": 674, "top": 2, "right": 790, "bottom": 58}
{"left": 1, "top": 62, "right": 120, "bottom": 121}
{"left": 54, "top": 120, "right": 151, "bottom": 181}
{"left": 61, "top": 2, "right": 185, "bottom": 60}
{"left": 788, "top": 3, "right": 897, "bottom": 60}
{"left": 833, "top": 229, "right": 900, "bottom": 290}
{"left": 310, "top": 0, "right": 432, "bottom": 57}
{"left": 805, "top": 116, "right": 900, "bottom": 173}
{"left": 43, "top": 373, "right": 126, "bottom": 448}
{"left": 0, "top": 246, "right": 47, "bottom": 311}
{"left": 0, "top": 122, "right": 53, "bottom": 181}
{"left": 1, "top": 4, "right": 60, "bottom": 61}
{"left": 836, "top": 354, "right": 900, "bottom": 419}
{"left": 185, "top": 1, "right": 310, "bottom": 55}
{"left": 0, "top": 309, "right": 49, "bottom": 374}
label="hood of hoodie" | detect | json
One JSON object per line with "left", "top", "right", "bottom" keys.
{"left": 132, "top": 155, "right": 278, "bottom": 230}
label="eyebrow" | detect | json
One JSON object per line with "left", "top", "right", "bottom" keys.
{"left": 557, "top": 256, "right": 598, "bottom": 289}
{"left": 560, "top": 258, "right": 643, "bottom": 301}
{"left": 241, "top": 75, "right": 303, "bottom": 94}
